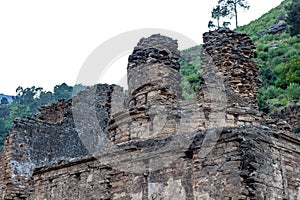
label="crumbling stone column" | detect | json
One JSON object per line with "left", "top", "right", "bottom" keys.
{"left": 127, "top": 34, "right": 182, "bottom": 108}
{"left": 109, "top": 34, "right": 183, "bottom": 143}
{"left": 198, "top": 28, "right": 262, "bottom": 128}
{"left": 201, "top": 28, "right": 259, "bottom": 108}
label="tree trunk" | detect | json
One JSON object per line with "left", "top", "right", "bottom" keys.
{"left": 234, "top": 1, "right": 238, "bottom": 28}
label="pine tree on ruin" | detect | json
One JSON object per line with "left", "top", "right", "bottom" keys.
{"left": 218, "top": 0, "right": 250, "bottom": 28}
{"left": 211, "top": 5, "right": 229, "bottom": 28}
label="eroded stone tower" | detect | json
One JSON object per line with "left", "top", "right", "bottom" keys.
{"left": 109, "top": 34, "right": 182, "bottom": 142}
{"left": 199, "top": 28, "right": 261, "bottom": 129}
{"left": 127, "top": 34, "right": 181, "bottom": 107}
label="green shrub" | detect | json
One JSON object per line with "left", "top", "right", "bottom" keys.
{"left": 251, "top": 36, "right": 259, "bottom": 42}
{"left": 271, "top": 56, "right": 283, "bottom": 66}
{"left": 259, "top": 67, "right": 276, "bottom": 85}
{"left": 268, "top": 48, "right": 277, "bottom": 58}
{"left": 273, "top": 64, "right": 284, "bottom": 76}
{"left": 281, "top": 97, "right": 288, "bottom": 106}
{"left": 263, "top": 34, "right": 274, "bottom": 41}
{"left": 286, "top": 49, "right": 298, "bottom": 58}
{"left": 181, "top": 79, "right": 195, "bottom": 100}
{"left": 262, "top": 44, "right": 270, "bottom": 52}
{"left": 257, "top": 43, "right": 265, "bottom": 51}
{"left": 277, "top": 56, "right": 300, "bottom": 88}
{"left": 180, "top": 63, "right": 195, "bottom": 77}
{"left": 263, "top": 86, "right": 284, "bottom": 99}
{"left": 293, "top": 42, "right": 300, "bottom": 49}
{"left": 258, "top": 51, "right": 269, "bottom": 61}
{"left": 287, "top": 83, "right": 300, "bottom": 100}
{"left": 287, "top": 36, "right": 300, "bottom": 45}
{"left": 257, "top": 86, "right": 285, "bottom": 113}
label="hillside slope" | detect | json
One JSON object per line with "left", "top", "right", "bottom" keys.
{"left": 236, "top": 0, "right": 292, "bottom": 41}
{"left": 235, "top": 0, "right": 300, "bottom": 114}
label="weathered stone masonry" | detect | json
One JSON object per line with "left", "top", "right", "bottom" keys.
{"left": 1, "top": 29, "right": 300, "bottom": 199}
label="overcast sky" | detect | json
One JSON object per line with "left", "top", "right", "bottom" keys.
{"left": 0, "top": 0, "right": 284, "bottom": 95}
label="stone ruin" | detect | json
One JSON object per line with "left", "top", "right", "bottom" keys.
{"left": 0, "top": 28, "right": 300, "bottom": 199}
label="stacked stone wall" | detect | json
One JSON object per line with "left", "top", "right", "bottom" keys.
{"left": 17, "top": 128, "right": 300, "bottom": 199}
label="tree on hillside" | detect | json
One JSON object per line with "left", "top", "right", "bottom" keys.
{"left": 13, "top": 86, "right": 41, "bottom": 104}
{"left": 53, "top": 83, "right": 73, "bottom": 101}
{"left": 286, "top": 0, "right": 300, "bottom": 36}
{"left": 1, "top": 97, "right": 8, "bottom": 105}
{"left": 211, "top": 5, "right": 229, "bottom": 28}
{"left": 0, "top": 84, "right": 81, "bottom": 151}
{"left": 38, "top": 91, "right": 55, "bottom": 106}
{"left": 218, "top": 0, "right": 250, "bottom": 28}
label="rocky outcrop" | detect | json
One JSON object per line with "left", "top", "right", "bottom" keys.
{"left": 268, "top": 22, "right": 288, "bottom": 34}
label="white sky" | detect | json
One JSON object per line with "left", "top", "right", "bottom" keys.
{"left": 0, "top": 0, "right": 284, "bottom": 95}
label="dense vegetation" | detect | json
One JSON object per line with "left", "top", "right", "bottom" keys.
{"left": 236, "top": 0, "right": 300, "bottom": 113}
{"left": 0, "top": 83, "right": 85, "bottom": 150}
{"left": 179, "top": 45, "right": 202, "bottom": 100}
